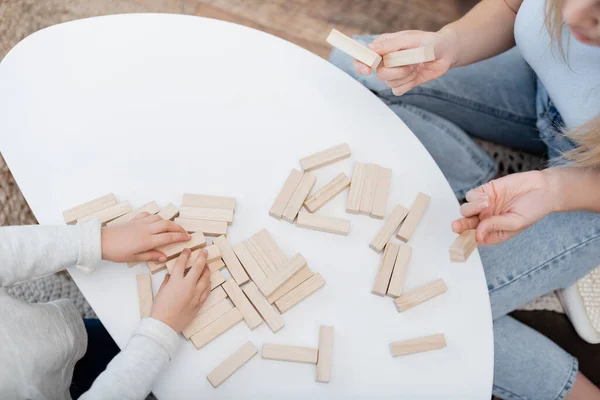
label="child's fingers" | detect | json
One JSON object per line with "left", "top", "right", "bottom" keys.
{"left": 132, "top": 212, "right": 151, "bottom": 221}
{"left": 196, "top": 266, "right": 211, "bottom": 293}
{"left": 353, "top": 59, "right": 372, "bottom": 75}
{"left": 451, "top": 216, "right": 480, "bottom": 234}
{"left": 150, "top": 219, "right": 188, "bottom": 235}
{"left": 198, "top": 285, "right": 210, "bottom": 304}
{"left": 133, "top": 250, "right": 168, "bottom": 263}
{"left": 140, "top": 215, "right": 162, "bottom": 224}
{"left": 172, "top": 249, "right": 191, "bottom": 278}
{"left": 150, "top": 232, "right": 191, "bottom": 249}
{"left": 186, "top": 249, "right": 208, "bottom": 283}
{"left": 460, "top": 200, "right": 489, "bottom": 218}
{"left": 157, "top": 274, "right": 170, "bottom": 292}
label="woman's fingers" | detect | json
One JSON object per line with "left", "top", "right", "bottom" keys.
{"left": 465, "top": 186, "right": 489, "bottom": 204}
{"left": 368, "top": 31, "right": 422, "bottom": 55}
{"left": 460, "top": 199, "right": 489, "bottom": 218}
{"left": 377, "top": 65, "right": 416, "bottom": 82}
{"left": 476, "top": 215, "right": 522, "bottom": 243}
{"left": 391, "top": 81, "right": 416, "bottom": 96}
{"left": 353, "top": 59, "right": 372, "bottom": 75}
{"left": 451, "top": 216, "right": 480, "bottom": 233}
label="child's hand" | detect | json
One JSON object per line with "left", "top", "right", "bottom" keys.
{"left": 150, "top": 249, "right": 211, "bottom": 333}
{"left": 354, "top": 28, "right": 459, "bottom": 96}
{"left": 451, "top": 171, "right": 557, "bottom": 245}
{"left": 101, "top": 212, "right": 191, "bottom": 263}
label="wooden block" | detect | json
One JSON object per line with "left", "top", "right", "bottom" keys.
{"left": 346, "top": 162, "right": 365, "bottom": 214}
{"left": 316, "top": 326, "right": 334, "bottom": 383}
{"left": 304, "top": 173, "right": 351, "bottom": 213}
{"left": 270, "top": 169, "right": 304, "bottom": 219}
{"left": 174, "top": 218, "right": 228, "bottom": 237}
{"left": 359, "top": 163, "right": 379, "bottom": 215}
{"left": 397, "top": 192, "right": 431, "bottom": 242}
{"left": 296, "top": 212, "right": 351, "bottom": 236}
{"left": 394, "top": 278, "right": 447, "bottom": 312}
{"left": 371, "top": 167, "right": 392, "bottom": 219}
{"left": 382, "top": 46, "right": 435, "bottom": 68}
{"left": 157, "top": 203, "right": 179, "bottom": 220}
{"left": 299, "top": 142, "right": 351, "bottom": 172}
{"left": 77, "top": 202, "right": 132, "bottom": 224}
{"left": 252, "top": 229, "right": 288, "bottom": 269}
{"left": 165, "top": 245, "right": 221, "bottom": 273}
{"left": 262, "top": 344, "right": 318, "bottom": 364}
{"left": 371, "top": 242, "right": 400, "bottom": 296}
{"left": 207, "top": 341, "right": 258, "bottom": 388}
{"left": 179, "top": 206, "right": 234, "bottom": 225}
{"left": 449, "top": 229, "right": 477, "bottom": 262}
{"left": 106, "top": 201, "right": 160, "bottom": 226}
{"left": 136, "top": 274, "right": 153, "bottom": 319}
{"left": 210, "top": 270, "right": 227, "bottom": 290}
{"left": 390, "top": 334, "right": 446, "bottom": 357}
{"left": 282, "top": 173, "right": 317, "bottom": 222}
{"left": 182, "top": 193, "right": 236, "bottom": 210}
{"left": 243, "top": 282, "right": 285, "bottom": 333}
{"left": 190, "top": 308, "right": 243, "bottom": 350}
{"left": 387, "top": 244, "right": 412, "bottom": 298}
{"left": 63, "top": 193, "right": 116, "bottom": 224}
{"left": 245, "top": 237, "right": 279, "bottom": 276}
{"left": 326, "top": 29, "right": 381, "bottom": 69}
{"left": 208, "top": 258, "right": 225, "bottom": 273}
{"left": 233, "top": 242, "right": 267, "bottom": 283}
{"left": 370, "top": 204, "right": 409, "bottom": 252}
{"left": 182, "top": 298, "right": 233, "bottom": 339}
{"left": 147, "top": 261, "right": 166, "bottom": 274}
{"left": 267, "top": 265, "right": 313, "bottom": 304}
{"left": 274, "top": 273, "right": 325, "bottom": 314}
{"left": 155, "top": 231, "right": 206, "bottom": 260}
{"left": 257, "top": 253, "right": 307, "bottom": 297}
{"left": 214, "top": 235, "right": 250, "bottom": 285}
{"left": 222, "top": 279, "right": 263, "bottom": 330}
{"left": 197, "top": 286, "right": 227, "bottom": 315}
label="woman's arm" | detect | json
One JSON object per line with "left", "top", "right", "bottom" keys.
{"left": 544, "top": 167, "right": 600, "bottom": 213}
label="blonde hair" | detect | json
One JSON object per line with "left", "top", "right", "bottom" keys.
{"left": 545, "top": 0, "right": 600, "bottom": 167}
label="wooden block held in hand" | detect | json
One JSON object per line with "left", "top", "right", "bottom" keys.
{"left": 326, "top": 29, "right": 381, "bottom": 69}
{"left": 359, "top": 163, "right": 379, "bottom": 215}
{"left": 136, "top": 274, "right": 153, "bottom": 319}
{"left": 346, "top": 162, "right": 366, "bottom": 214}
{"left": 371, "top": 242, "right": 400, "bottom": 296}
{"left": 147, "top": 261, "right": 166, "bottom": 274}
{"left": 214, "top": 235, "right": 250, "bottom": 285}
{"left": 370, "top": 204, "right": 409, "bottom": 252}
{"left": 270, "top": 169, "right": 304, "bottom": 219}
{"left": 182, "top": 193, "right": 236, "bottom": 210}
{"left": 296, "top": 212, "right": 351, "bottom": 236}
{"left": 179, "top": 206, "right": 234, "bottom": 225}
{"left": 262, "top": 344, "right": 318, "bottom": 364}
{"left": 207, "top": 341, "right": 258, "bottom": 388}
{"left": 257, "top": 253, "right": 307, "bottom": 297}
{"left": 155, "top": 231, "right": 206, "bottom": 260}
{"left": 77, "top": 202, "right": 132, "bottom": 224}
{"left": 396, "top": 192, "right": 430, "bottom": 242}
{"left": 275, "top": 273, "right": 325, "bottom": 314}
{"left": 304, "top": 173, "right": 351, "bottom": 213}
{"left": 316, "top": 326, "right": 334, "bottom": 383}
{"left": 157, "top": 203, "right": 179, "bottom": 220}
{"left": 190, "top": 308, "right": 243, "bottom": 350}
{"left": 183, "top": 298, "right": 233, "bottom": 339}
{"left": 174, "top": 218, "right": 228, "bottom": 237}
{"left": 243, "top": 282, "right": 285, "bottom": 333}
{"left": 165, "top": 245, "right": 220, "bottom": 273}
{"left": 267, "top": 265, "right": 313, "bottom": 304}
{"left": 282, "top": 173, "right": 317, "bottom": 222}
{"left": 233, "top": 242, "right": 267, "bottom": 283}
{"left": 63, "top": 193, "right": 116, "bottom": 224}
{"left": 299, "top": 142, "right": 351, "bottom": 172}
{"left": 387, "top": 244, "right": 412, "bottom": 298}
{"left": 106, "top": 201, "right": 160, "bottom": 226}
{"left": 371, "top": 167, "right": 392, "bottom": 219}
{"left": 394, "top": 278, "right": 447, "bottom": 312}
{"left": 390, "top": 334, "right": 446, "bottom": 357}
{"left": 383, "top": 46, "right": 435, "bottom": 68}
{"left": 222, "top": 280, "right": 263, "bottom": 330}
{"left": 449, "top": 229, "right": 477, "bottom": 262}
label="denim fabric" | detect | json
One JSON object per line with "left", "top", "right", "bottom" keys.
{"left": 330, "top": 40, "right": 600, "bottom": 399}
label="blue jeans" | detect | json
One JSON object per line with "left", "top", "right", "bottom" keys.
{"left": 330, "top": 41, "right": 600, "bottom": 399}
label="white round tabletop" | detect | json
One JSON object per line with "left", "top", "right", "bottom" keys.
{"left": 0, "top": 14, "right": 493, "bottom": 399}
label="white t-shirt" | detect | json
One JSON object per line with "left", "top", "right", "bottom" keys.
{"left": 515, "top": 0, "right": 600, "bottom": 128}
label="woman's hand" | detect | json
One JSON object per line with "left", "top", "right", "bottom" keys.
{"left": 101, "top": 212, "right": 191, "bottom": 263}
{"left": 451, "top": 171, "right": 560, "bottom": 245}
{"left": 353, "top": 28, "right": 459, "bottom": 96}
{"left": 150, "top": 249, "right": 211, "bottom": 333}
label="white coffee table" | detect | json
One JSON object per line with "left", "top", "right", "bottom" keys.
{"left": 0, "top": 14, "right": 493, "bottom": 399}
